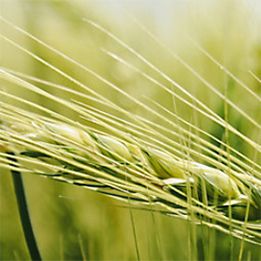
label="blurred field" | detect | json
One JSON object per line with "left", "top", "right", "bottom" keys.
{"left": 0, "top": 0, "right": 260, "bottom": 260}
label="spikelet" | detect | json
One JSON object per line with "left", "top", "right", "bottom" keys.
{"left": 144, "top": 148, "right": 187, "bottom": 179}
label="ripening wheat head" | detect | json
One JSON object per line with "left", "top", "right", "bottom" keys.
{"left": 0, "top": 1, "right": 260, "bottom": 252}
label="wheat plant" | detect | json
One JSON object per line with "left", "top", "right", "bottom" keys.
{"left": 0, "top": 1, "right": 260, "bottom": 260}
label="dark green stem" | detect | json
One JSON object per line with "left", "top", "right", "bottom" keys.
{"left": 7, "top": 152, "right": 41, "bottom": 261}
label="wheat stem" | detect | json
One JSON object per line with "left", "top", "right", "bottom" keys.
{"left": 7, "top": 152, "right": 41, "bottom": 261}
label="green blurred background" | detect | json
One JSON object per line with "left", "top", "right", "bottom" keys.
{"left": 0, "top": 0, "right": 260, "bottom": 260}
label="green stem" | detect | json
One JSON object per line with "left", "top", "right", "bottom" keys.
{"left": 7, "top": 152, "right": 41, "bottom": 261}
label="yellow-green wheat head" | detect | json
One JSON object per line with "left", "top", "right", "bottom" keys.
{"left": 0, "top": 0, "right": 260, "bottom": 260}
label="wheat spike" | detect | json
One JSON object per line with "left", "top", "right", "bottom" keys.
{"left": 0, "top": 11, "right": 260, "bottom": 249}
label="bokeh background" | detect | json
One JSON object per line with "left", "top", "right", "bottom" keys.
{"left": 1, "top": 0, "right": 260, "bottom": 260}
